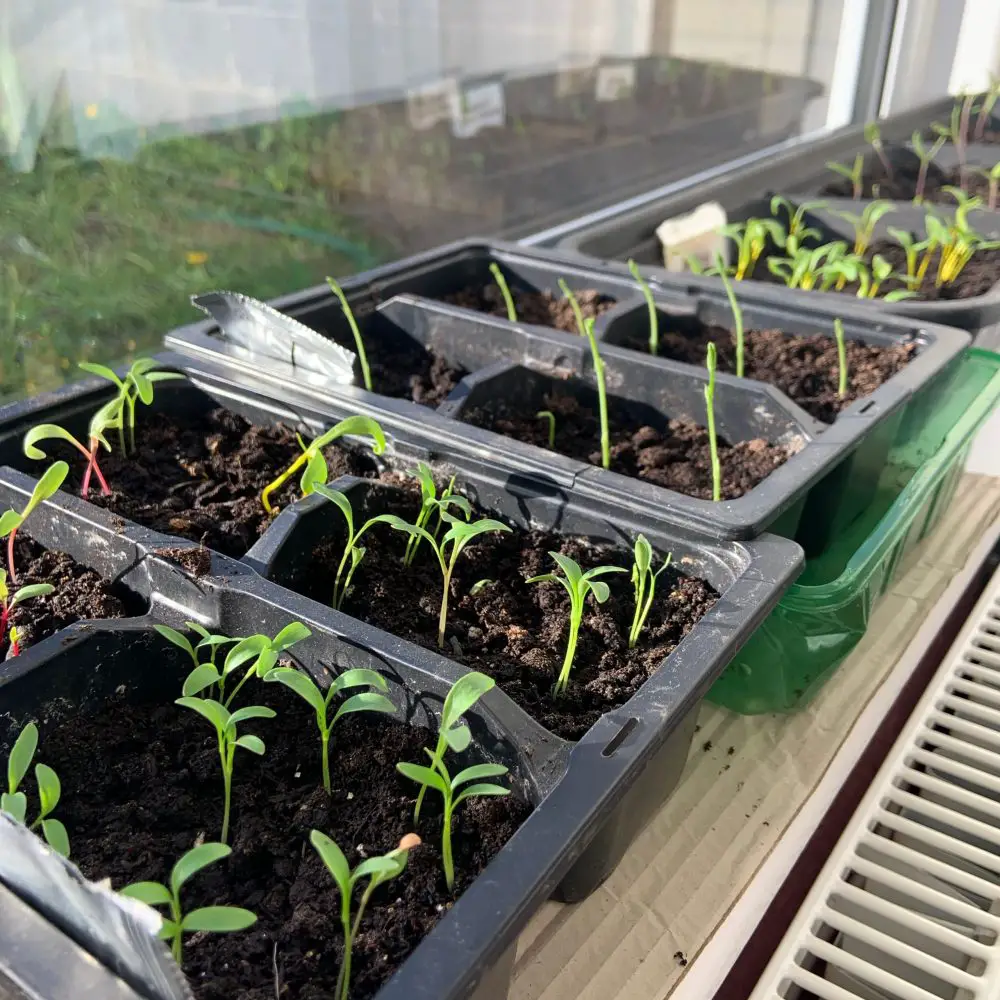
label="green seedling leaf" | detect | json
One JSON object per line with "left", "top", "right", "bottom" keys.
{"left": 120, "top": 882, "right": 173, "bottom": 906}
{"left": 170, "top": 842, "right": 232, "bottom": 896}
{"left": 331, "top": 691, "right": 395, "bottom": 726}
{"left": 265, "top": 667, "right": 326, "bottom": 713}
{"left": 182, "top": 663, "right": 222, "bottom": 697}
{"left": 154, "top": 624, "right": 197, "bottom": 664}
{"left": 181, "top": 906, "right": 257, "bottom": 933}
{"left": 175, "top": 696, "right": 230, "bottom": 731}
{"left": 10, "top": 584, "right": 54, "bottom": 608}
{"left": 396, "top": 761, "right": 448, "bottom": 794}
{"left": 451, "top": 762, "right": 510, "bottom": 788}
{"left": 41, "top": 818, "right": 70, "bottom": 857}
{"left": 78, "top": 362, "right": 124, "bottom": 387}
{"left": 310, "top": 829, "right": 351, "bottom": 890}
{"left": 233, "top": 735, "right": 265, "bottom": 754}
{"left": 34, "top": 764, "right": 60, "bottom": 816}
{"left": 1, "top": 791, "right": 27, "bottom": 823}
{"left": 7, "top": 722, "right": 37, "bottom": 793}
{"left": 227, "top": 706, "right": 276, "bottom": 728}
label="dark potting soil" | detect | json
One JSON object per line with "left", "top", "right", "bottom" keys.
{"left": 439, "top": 283, "right": 616, "bottom": 334}
{"left": 39, "top": 682, "right": 528, "bottom": 1000}
{"left": 4, "top": 534, "right": 140, "bottom": 654}
{"left": 326, "top": 325, "right": 467, "bottom": 406}
{"left": 53, "top": 408, "right": 380, "bottom": 559}
{"left": 464, "top": 393, "right": 794, "bottom": 500}
{"left": 819, "top": 159, "right": 1000, "bottom": 206}
{"left": 616, "top": 325, "right": 916, "bottom": 424}
{"left": 285, "top": 477, "right": 720, "bottom": 740}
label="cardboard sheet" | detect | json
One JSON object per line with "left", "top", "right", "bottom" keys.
{"left": 512, "top": 474, "right": 1000, "bottom": 1000}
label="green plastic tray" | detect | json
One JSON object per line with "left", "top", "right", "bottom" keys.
{"left": 709, "top": 348, "right": 1000, "bottom": 714}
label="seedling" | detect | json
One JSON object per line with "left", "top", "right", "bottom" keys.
{"left": 174, "top": 695, "right": 275, "bottom": 843}
{"left": 161, "top": 622, "right": 311, "bottom": 709}
{"left": 769, "top": 196, "right": 829, "bottom": 239}
{"left": 910, "top": 130, "right": 946, "bottom": 205}
{"left": 397, "top": 752, "right": 508, "bottom": 890}
{"left": 78, "top": 359, "right": 184, "bottom": 455}
{"left": 766, "top": 241, "right": 849, "bottom": 291}
{"left": 627, "top": 258, "right": 659, "bottom": 354}
{"left": 403, "top": 463, "right": 460, "bottom": 568}
{"left": 312, "top": 482, "right": 465, "bottom": 610}
{"left": 628, "top": 535, "right": 672, "bottom": 649}
{"left": 715, "top": 251, "right": 745, "bottom": 377}
{"left": 0, "top": 461, "right": 68, "bottom": 585}
{"left": 535, "top": 410, "right": 556, "bottom": 449}
{"left": 924, "top": 190, "right": 1000, "bottom": 286}
{"left": 488, "top": 263, "right": 518, "bottom": 322}
{"left": 974, "top": 75, "right": 1000, "bottom": 140}
{"left": 827, "top": 153, "right": 864, "bottom": 199}
{"left": 386, "top": 510, "right": 511, "bottom": 648}
{"left": 988, "top": 162, "right": 1000, "bottom": 211}
{"left": 310, "top": 830, "right": 419, "bottom": 1000}
{"left": 24, "top": 422, "right": 111, "bottom": 499}
{"left": 120, "top": 843, "right": 256, "bottom": 965}
{"left": 863, "top": 121, "right": 893, "bottom": 180}
{"left": 527, "top": 553, "right": 625, "bottom": 696}
{"left": 411, "top": 671, "right": 495, "bottom": 822}
{"left": 833, "top": 200, "right": 895, "bottom": 258}
{"left": 557, "top": 278, "right": 587, "bottom": 338}
{"left": 887, "top": 226, "right": 929, "bottom": 290}
{"left": 7, "top": 627, "right": 21, "bottom": 658}
{"left": 705, "top": 342, "right": 722, "bottom": 502}
{"left": 260, "top": 414, "right": 386, "bottom": 515}
{"left": 326, "top": 276, "right": 372, "bottom": 392}
{"left": 265, "top": 664, "right": 395, "bottom": 793}
{"left": 833, "top": 319, "right": 848, "bottom": 399}
{"left": 1, "top": 722, "right": 70, "bottom": 856}
{"left": 0, "top": 571, "right": 52, "bottom": 652}
{"left": 720, "top": 218, "right": 786, "bottom": 281}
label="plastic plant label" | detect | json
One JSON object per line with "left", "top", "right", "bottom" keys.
{"left": 451, "top": 80, "right": 505, "bottom": 139}
{"left": 406, "top": 77, "right": 460, "bottom": 131}
{"left": 191, "top": 291, "right": 357, "bottom": 384}
{"left": 596, "top": 62, "right": 636, "bottom": 102}
{"left": 656, "top": 202, "right": 728, "bottom": 273}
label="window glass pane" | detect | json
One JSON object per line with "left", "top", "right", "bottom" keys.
{"left": 1, "top": 0, "right": 846, "bottom": 400}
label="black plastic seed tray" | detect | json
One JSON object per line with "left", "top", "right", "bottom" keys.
{"left": 0, "top": 415, "right": 801, "bottom": 1000}
{"left": 164, "top": 244, "right": 969, "bottom": 552}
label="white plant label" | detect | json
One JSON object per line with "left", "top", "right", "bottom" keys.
{"left": 656, "top": 202, "right": 728, "bottom": 273}
{"left": 406, "top": 77, "right": 460, "bottom": 131}
{"left": 451, "top": 81, "right": 506, "bottom": 138}
{"left": 596, "top": 62, "right": 636, "bottom": 102}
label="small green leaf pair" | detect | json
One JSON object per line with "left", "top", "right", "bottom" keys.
{"left": 260, "top": 415, "right": 386, "bottom": 516}
{"left": 0, "top": 568, "right": 54, "bottom": 654}
{"left": 0, "top": 461, "right": 68, "bottom": 585}
{"left": 120, "top": 843, "right": 255, "bottom": 966}
{"left": 2, "top": 722, "right": 70, "bottom": 856}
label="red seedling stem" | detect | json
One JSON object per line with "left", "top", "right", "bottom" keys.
{"left": 6, "top": 531, "right": 17, "bottom": 587}
{"left": 10, "top": 632, "right": 21, "bottom": 657}
{"left": 80, "top": 440, "right": 111, "bottom": 498}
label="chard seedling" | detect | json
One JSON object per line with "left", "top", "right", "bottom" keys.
{"left": 827, "top": 154, "right": 864, "bottom": 199}
{"left": 403, "top": 463, "right": 460, "bottom": 568}
{"left": 974, "top": 75, "right": 1000, "bottom": 140}
{"left": 888, "top": 227, "right": 930, "bottom": 288}
{"left": 766, "top": 241, "right": 848, "bottom": 291}
{"left": 925, "top": 191, "right": 1000, "bottom": 286}
{"left": 488, "top": 263, "right": 518, "bottom": 322}
{"left": 864, "top": 121, "right": 893, "bottom": 180}
{"left": 326, "top": 276, "right": 372, "bottom": 392}
{"left": 715, "top": 251, "right": 745, "bottom": 378}
{"left": 154, "top": 621, "right": 238, "bottom": 691}
{"left": 120, "top": 843, "right": 256, "bottom": 965}
{"left": 7, "top": 627, "right": 21, "bottom": 657}
{"left": 535, "top": 410, "right": 556, "bottom": 449}
{"left": 719, "top": 219, "right": 783, "bottom": 281}
{"left": 386, "top": 511, "right": 511, "bottom": 648}
{"left": 988, "top": 162, "right": 1000, "bottom": 211}
{"left": 265, "top": 664, "right": 394, "bottom": 793}
{"left": 0, "top": 461, "right": 68, "bottom": 585}
{"left": 310, "top": 830, "right": 419, "bottom": 1000}
{"left": 411, "top": 671, "right": 495, "bottom": 822}
{"left": 175, "top": 696, "right": 275, "bottom": 843}
{"left": 834, "top": 200, "right": 895, "bottom": 257}
{"left": 24, "top": 422, "right": 111, "bottom": 499}
{"left": 312, "top": 482, "right": 467, "bottom": 610}
{"left": 628, "top": 535, "right": 672, "bottom": 649}
{"left": 397, "top": 752, "right": 508, "bottom": 891}
{"left": 2, "top": 722, "right": 70, "bottom": 856}
{"left": 627, "top": 258, "right": 659, "bottom": 353}
{"left": 78, "top": 359, "right": 183, "bottom": 455}
{"left": 0, "top": 571, "right": 52, "bottom": 652}
{"left": 910, "top": 130, "right": 946, "bottom": 204}
{"left": 704, "top": 342, "right": 722, "bottom": 502}
{"left": 769, "top": 196, "right": 828, "bottom": 239}
{"left": 833, "top": 319, "right": 848, "bottom": 399}
{"left": 260, "top": 414, "right": 386, "bottom": 515}
{"left": 527, "top": 553, "right": 625, "bottom": 696}
{"left": 557, "top": 278, "right": 587, "bottom": 338}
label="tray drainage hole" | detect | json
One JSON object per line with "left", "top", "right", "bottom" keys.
{"left": 602, "top": 717, "right": 639, "bottom": 757}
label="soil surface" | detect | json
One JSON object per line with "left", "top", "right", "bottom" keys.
{"left": 464, "top": 393, "right": 793, "bottom": 500}
{"left": 152, "top": 546, "right": 213, "bottom": 577}
{"left": 326, "top": 325, "right": 467, "bottom": 406}
{"left": 439, "top": 283, "right": 616, "bottom": 334}
{"left": 820, "top": 158, "right": 1000, "bottom": 207}
{"left": 48, "top": 409, "right": 381, "bottom": 559}
{"left": 4, "top": 534, "right": 139, "bottom": 654}
{"left": 285, "top": 477, "right": 720, "bottom": 740}
{"left": 616, "top": 325, "right": 916, "bottom": 424}
{"left": 37, "top": 682, "right": 528, "bottom": 1000}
